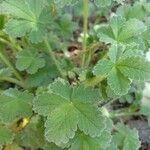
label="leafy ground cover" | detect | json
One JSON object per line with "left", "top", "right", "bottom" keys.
{"left": 0, "top": 0, "right": 150, "bottom": 149}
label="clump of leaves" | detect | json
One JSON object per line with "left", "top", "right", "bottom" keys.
{"left": 0, "top": 0, "right": 150, "bottom": 149}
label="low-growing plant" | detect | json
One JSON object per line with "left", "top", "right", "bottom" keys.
{"left": 0, "top": 0, "right": 150, "bottom": 149}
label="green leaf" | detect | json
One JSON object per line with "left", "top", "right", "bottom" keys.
{"left": 109, "top": 16, "right": 126, "bottom": 39}
{"left": 16, "top": 49, "right": 45, "bottom": 74}
{"left": 53, "top": 14, "right": 77, "bottom": 39}
{"left": 70, "top": 118, "right": 113, "bottom": 150}
{"left": 107, "top": 68, "right": 130, "bottom": 95}
{"left": 106, "top": 141, "right": 118, "bottom": 150}
{"left": 97, "top": 16, "right": 146, "bottom": 44}
{"left": 97, "top": 25, "right": 116, "bottom": 44}
{"left": 113, "top": 123, "right": 141, "bottom": 150}
{"left": 34, "top": 78, "right": 106, "bottom": 146}
{"left": 117, "top": 57, "right": 150, "bottom": 81}
{"left": 74, "top": 102, "right": 105, "bottom": 137}
{"left": 94, "top": 0, "right": 112, "bottom": 7}
{"left": 26, "top": 55, "right": 59, "bottom": 87}
{"left": 108, "top": 44, "right": 125, "bottom": 62}
{"left": 0, "top": 0, "right": 50, "bottom": 43}
{"left": 116, "top": 3, "right": 146, "bottom": 20}
{"left": 93, "top": 44, "right": 150, "bottom": 95}
{"left": 70, "top": 131, "right": 111, "bottom": 150}
{"left": 118, "top": 19, "right": 147, "bottom": 42}
{"left": 0, "top": 89, "right": 33, "bottom": 124}
{"left": 45, "top": 103, "right": 78, "bottom": 146}
{"left": 93, "top": 59, "right": 114, "bottom": 76}
{"left": 93, "top": 57, "right": 130, "bottom": 95}
{"left": 0, "top": 126, "right": 14, "bottom": 150}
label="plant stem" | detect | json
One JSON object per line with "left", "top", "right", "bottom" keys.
{"left": 0, "top": 51, "right": 23, "bottom": 81}
{"left": 44, "top": 37, "right": 64, "bottom": 77}
{"left": 0, "top": 37, "right": 22, "bottom": 52}
{"left": 110, "top": 108, "right": 141, "bottom": 118}
{"left": 110, "top": 112, "right": 140, "bottom": 118}
{"left": 82, "top": 0, "right": 89, "bottom": 67}
{"left": 85, "top": 42, "right": 102, "bottom": 67}
{"left": 0, "top": 77, "right": 27, "bottom": 89}
{"left": 84, "top": 76, "right": 106, "bottom": 87}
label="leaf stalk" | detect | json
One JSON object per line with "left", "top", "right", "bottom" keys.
{"left": 0, "top": 51, "right": 23, "bottom": 81}
{"left": 82, "top": 0, "right": 89, "bottom": 67}
{"left": 44, "top": 37, "right": 64, "bottom": 77}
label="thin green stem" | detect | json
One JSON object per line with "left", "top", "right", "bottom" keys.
{"left": 0, "top": 77, "right": 28, "bottom": 89}
{"left": 84, "top": 76, "right": 106, "bottom": 87}
{"left": 0, "top": 37, "right": 22, "bottom": 52}
{"left": 44, "top": 37, "right": 64, "bottom": 77}
{"left": 110, "top": 108, "right": 141, "bottom": 118}
{"left": 85, "top": 42, "right": 102, "bottom": 67}
{"left": 82, "top": 0, "right": 89, "bottom": 67}
{"left": 0, "top": 51, "right": 23, "bottom": 81}
{"left": 110, "top": 112, "right": 140, "bottom": 118}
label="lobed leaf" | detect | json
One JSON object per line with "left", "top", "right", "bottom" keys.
{"left": 113, "top": 123, "right": 141, "bottom": 150}
{"left": 70, "top": 118, "right": 113, "bottom": 150}
{"left": 34, "top": 78, "right": 107, "bottom": 146}
{"left": 0, "top": 0, "right": 50, "bottom": 43}
{"left": 98, "top": 16, "right": 147, "bottom": 45}
{"left": 93, "top": 46, "right": 150, "bottom": 95}
{"left": 16, "top": 49, "right": 45, "bottom": 74}
{"left": 118, "top": 19, "right": 147, "bottom": 42}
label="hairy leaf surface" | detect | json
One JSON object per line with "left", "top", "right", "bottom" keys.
{"left": 34, "top": 78, "right": 107, "bottom": 146}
